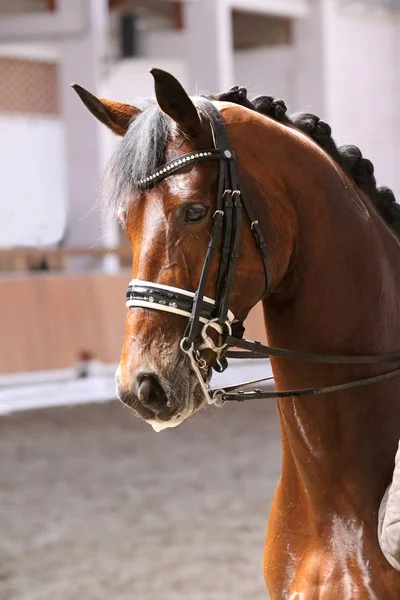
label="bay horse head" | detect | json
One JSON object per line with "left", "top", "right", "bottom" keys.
{"left": 73, "top": 70, "right": 293, "bottom": 431}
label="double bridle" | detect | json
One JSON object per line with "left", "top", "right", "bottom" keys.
{"left": 126, "top": 98, "right": 400, "bottom": 406}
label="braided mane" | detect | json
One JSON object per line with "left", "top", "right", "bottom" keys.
{"left": 210, "top": 87, "right": 400, "bottom": 236}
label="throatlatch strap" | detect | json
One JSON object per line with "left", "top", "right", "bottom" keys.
{"left": 197, "top": 98, "right": 271, "bottom": 299}
{"left": 184, "top": 99, "right": 240, "bottom": 343}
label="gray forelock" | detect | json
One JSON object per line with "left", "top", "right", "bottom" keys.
{"left": 102, "top": 100, "right": 171, "bottom": 214}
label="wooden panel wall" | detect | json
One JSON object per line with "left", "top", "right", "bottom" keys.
{"left": 0, "top": 273, "right": 267, "bottom": 374}
{"left": 0, "top": 273, "right": 128, "bottom": 373}
{"left": 243, "top": 300, "right": 268, "bottom": 345}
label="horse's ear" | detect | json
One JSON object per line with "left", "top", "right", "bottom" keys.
{"left": 150, "top": 68, "right": 201, "bottom": 139}
{"left": 71, "top": 83, "right": 140, "bottom": 136}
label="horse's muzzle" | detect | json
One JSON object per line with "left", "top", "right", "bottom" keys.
{"left": 117, "top": 370, "right": 179, "bottom": 422}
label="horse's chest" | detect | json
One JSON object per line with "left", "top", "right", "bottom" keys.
{"left": 284, "top": 544, "right": 378, "bottom": 600}
{"left": 265, "top": 515, "right": 398, "bottom": 599}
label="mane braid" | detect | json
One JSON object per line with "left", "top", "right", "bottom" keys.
{"left": 211, "top": 87, "right": 400, "bottom": 236}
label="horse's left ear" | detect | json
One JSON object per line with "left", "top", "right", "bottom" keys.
{"left": 150, "top": 68, "right": 202, "bottom": 139}
{"left": 71, "top": 83, "right": 140, "bottom": 136}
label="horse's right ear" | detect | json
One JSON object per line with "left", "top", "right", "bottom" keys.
{"left": 71, "top": 84, "right": 140, "bottom": 136}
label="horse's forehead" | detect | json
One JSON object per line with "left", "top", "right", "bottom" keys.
{"left": 164, "top": 133, "right": 194, "bottom": 159}
{"left": 126, "top": 185, "right": 174, "bottom": 222}
{"left": 127, "top": 161, "right": 214, "bottom": 216}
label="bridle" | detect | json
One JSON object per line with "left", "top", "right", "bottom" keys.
{"left": 125, "top": 98, "right": 400, "bottom": 406}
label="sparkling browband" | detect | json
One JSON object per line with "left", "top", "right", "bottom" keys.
{"left": 126, "top": 280, "right": 235, "bottom": 324}
{"left": 135, "top": 149, "right": 228, "bottom": 188}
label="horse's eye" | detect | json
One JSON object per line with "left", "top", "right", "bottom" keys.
{"left": 184, "top": 204, "right": 208, "bottom": 223}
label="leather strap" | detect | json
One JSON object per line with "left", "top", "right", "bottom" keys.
{"left": 184, "top": 210, "right": 224, "bottom": 345}
{"left": 215, "top": 365, "right": 400, "bottom": 404}
{"left": 196, "top": 98, "right": 235, "bottom": 154}
{"left": 224, "top": 335, "right": 400, "bottom": 365}
{"left": 196, "top": 98, "right": 272, "bottom": 300}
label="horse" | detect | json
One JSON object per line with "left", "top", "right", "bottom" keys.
{"left": 73, "top": 69, "right": 400, "bottom": 598}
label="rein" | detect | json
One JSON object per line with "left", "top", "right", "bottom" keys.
{"left": 126, "top": 98, "right": 400, "bottom": 406}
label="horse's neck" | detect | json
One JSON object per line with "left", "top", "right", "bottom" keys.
{"left": 260, "top": 147, "right": 400, "bottom": 498}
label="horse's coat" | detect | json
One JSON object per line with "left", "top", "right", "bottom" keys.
{"left": 74, "top": 70, "right": 400, "bottom": 598}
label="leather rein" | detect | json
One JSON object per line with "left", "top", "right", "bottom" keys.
{"left": 125, "top": 98, "right": 400, "bottom": 406}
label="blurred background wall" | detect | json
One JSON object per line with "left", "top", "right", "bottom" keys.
{"left": 0, "top": 0, "right": 399, "bottom": 373}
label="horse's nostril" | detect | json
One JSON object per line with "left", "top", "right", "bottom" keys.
{"left": 136, "top": 373, "right": 168, "bottom": 415}
{"left": 137, "top": 377, "right": 153, "bottom": 404}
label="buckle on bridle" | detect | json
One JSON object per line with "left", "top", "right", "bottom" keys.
{"left": 200, "top": 318, "right": 232, "bottom": 354}
{"left": 211, "top": 389, "right": 226, "bottom": 407}
{"left": 180, "top": 317, "right": 233, "bottom": 407}
{"left": 180, "top": 337, "right": 214, "bottom": 405}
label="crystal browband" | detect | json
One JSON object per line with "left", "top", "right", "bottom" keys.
{"left": 135, "top": 149, "right": 225, "bottom": 188}
{"left": 126, "top": 279, "right": 235, "bottom": 324}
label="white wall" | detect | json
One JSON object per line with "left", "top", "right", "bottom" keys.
{"left": 0, "top": 56, "right": 188, "bottom": 251}
{"left": 323, "top": 3, "right": 398, "bottom": 194}
{"left": 104, "top": 56, "right": 188, "bottom": 103}
{"left": 2, "top": 1, "right": 399, "bottom": 251}
{"left": 234, "top": 45, "right": 296, "bottom": 108}
{"left": 235, "top": 3, "right": 400, "bottom": 199}
{"left": 292, "top": 0, "right": 326, "bottom": 116}
{"left": 144, "top": 28, "right": 296, "bottom": 104}
{"left": 0, "top": 43, "right": 65, "bottom": 248}
{"left": 0, "top": 42, "right": 58, "bottom": 60}
{"left": 0, "top": 115, "right": 67, "bottom": 247}
{"left": 142, "top": 30, "right": 185, "bottom": 63}
{"left": 102, "top": 56, "right": 189, "bottom": 161}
